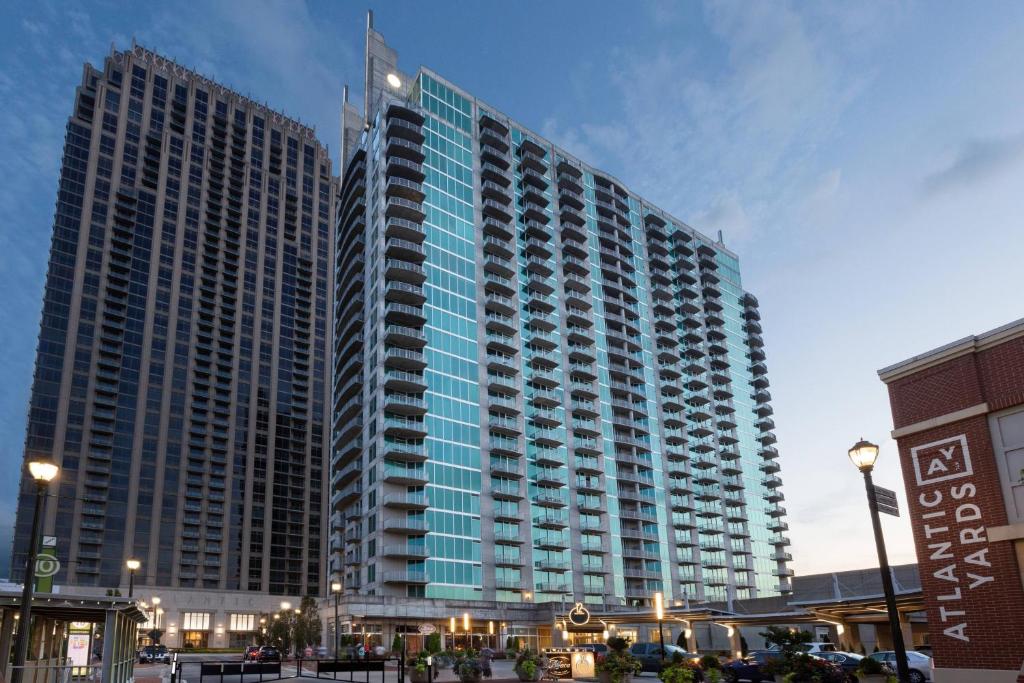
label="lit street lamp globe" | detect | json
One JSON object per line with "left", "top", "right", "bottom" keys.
{"left": 848, "top": 438, "right": 880, "bottom": 472}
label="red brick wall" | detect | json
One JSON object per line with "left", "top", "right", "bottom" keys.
{"left": 885, "top": 339, "right": 1024, "bottom": 676}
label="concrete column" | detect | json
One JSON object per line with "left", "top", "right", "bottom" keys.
{"left": 0, "top": 608, "right": 15, "bottom": 678}
{"left": 840, "top": 622, "right": 862, "bottom": 654}
{"left": 685, "top": 626, "right": 697, "bottom": 654}
{"left": 874, "top": 623, "right": 892, "bottom": 650}
{"left": 898, "top": 613, "right": 914, "bottom": 651}
{"left": 727, "top": 626, "right": 743, "bottom": 660}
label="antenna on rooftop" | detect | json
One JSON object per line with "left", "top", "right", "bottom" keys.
{"left": 717, "top": 229, "right": 724, "bottom": 244}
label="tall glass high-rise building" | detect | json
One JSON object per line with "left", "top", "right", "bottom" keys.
{"left": 331, "top": 17, "right": 791, "bottom": 613}
{"left": 12, "top": 44, "right": 334, "bottom": 610}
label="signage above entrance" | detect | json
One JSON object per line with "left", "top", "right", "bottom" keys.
{"left": 567, "top": 602, "right": 590, "bottom": 626}
{"left": 418, "top": 624, "right": 436, "bottom": 635}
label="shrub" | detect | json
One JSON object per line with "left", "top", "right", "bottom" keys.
{"left": 597, "top": 645, "right": 641, "bottom": 683}
{"left": 658, "top": 661, "right": 697, "bottom": 683}
{"left": 699, "top": 654, "right": 721, "bottom": 670}
{"left": 515, "top": 649, "right": 541, "bottom": 681}
{"left": 856, "top": 657, "right": 887, "bottom": 675}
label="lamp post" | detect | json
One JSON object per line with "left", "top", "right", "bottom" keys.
{"left": 126, "top": 559, "right": 141, "bottom": 598}
{"left": 848, "top": 439, "right": 911, "bottom": 683}
{"left": 654, "top": 592, "right": 665, "bottom": 662}
{"left": 332, "top": 582, "right": 342, "bottom": 658}
{"left": 449, "top": 617, "right": 456, "bottom": 650}
{"left": 11, "top": 456, "right": 59, "bottom": 683}
{"left": 463, "top": 613, "right": 470, "bottom": 650}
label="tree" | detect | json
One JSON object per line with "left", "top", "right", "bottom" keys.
{"left": 267, "top": 616, "right": 291, "bottom": 654}
{"left": 293, "top": 595, "right": 323, "bottom": 650}
{"left": 427, "top": 633, "right": 442, "bottom": 654}
{"left": 759, "top": 626, "right": 811, "bottom": 663}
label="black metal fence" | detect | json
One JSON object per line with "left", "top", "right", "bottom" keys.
{"left": 169, "top": 653, "right": 405, "bottom": 683}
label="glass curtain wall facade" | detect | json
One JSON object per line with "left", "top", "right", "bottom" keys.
{"left": 333, "top": 54, "right": 791, "bottom": 606}
{"left": 12, "top": 45, "right": 333, "bottom": 598}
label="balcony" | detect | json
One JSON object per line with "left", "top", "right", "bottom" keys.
{"left": 383, "top": 493, "right": 429, "bottom": 510}
{"left": 384, "top": 369, "right": 428, "bottom": 393}
{"left": 533, "top": 514, "right": 569, "bottom": 530}
{"left": 384, "top": 518, "right": 430, "bottom": 535}
{"left": 382, "top": 570, "right": 430, "bottom": 584}
{"left": 382, "top": 545, "right": 430, "bottom": 559}
{"left": 383, "top": 440, "right": 428, "bottom": 464}
{"left": 383, "top": 462, "right": 429, "bottom": 486}
{"left": 385, "top": 258, "right": 426, "bottom": 285}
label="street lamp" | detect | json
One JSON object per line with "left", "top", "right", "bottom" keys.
{"left": 125, "top": 559, "right": 141, "bottom": 598}
{"left": 654, "top": 592, "right": 665, "bottom": 662}
{"left": 332, "top": 581, "right": 342, "bottom": 659}
{"left": 11, "top": 455, "right": 59, "bottom": 683}
{"left": 848, "top": 439, "right": 911, "bottom": 683}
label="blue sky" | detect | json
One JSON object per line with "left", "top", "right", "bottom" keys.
{"left": 2, "top": 0, "right": 1024, "bottom": 579}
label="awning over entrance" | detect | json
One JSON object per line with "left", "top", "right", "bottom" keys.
{"left": 571, "top": 590, "right": 924, "bottom": 629}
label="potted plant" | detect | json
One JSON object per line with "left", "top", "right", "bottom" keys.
{"left": 597, "top": 637, "right": 641, "bottom": 683}
{"left": 855, "top": 656, "right": 895, "bottom": 683}
{"left": 408, "top": 651, "right": 433, "bottom": 683}
{"left": 515, "top": 649, "right": 542, "bottom": 682}
{"left": 771, "top": 655, "right": 845, "bottom": 683}
{"left": 699, "top": 654, "right": 723, "bottom": 683}
{"left": 457, "top": 654, "right": 483, "bottom": 683}
{"left": 658, "top": 659, "right": 697, "bottom": 683}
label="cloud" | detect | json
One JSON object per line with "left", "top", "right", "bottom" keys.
{"left": 542, "top": 1, "right": 887, "bottom": 247}
{"left": 922, "top": 131, "right": 1024, "bottom": 196}
{"left": 693, "top": 192, "right": 752, "bottom": 243}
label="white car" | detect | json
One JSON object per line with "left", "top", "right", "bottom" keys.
{"left": 766, "top": 641, "right": 837, "bottom": 654}
{"left": 869, "top": 651, "right": 932, "bottom": 683}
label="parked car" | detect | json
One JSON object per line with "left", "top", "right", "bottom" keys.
{"left": 255, "top": 646, "right": 282, "bottom": 663}
{"left": 723, "top": 650, "right": 781, "bottom": 682}
{"left": 629, "top": 643, "right": 700, "bottom": 672}
{"left": 243, "top": 646, "right": 262, "bottom": 661}
{"left": 766, "top": 641, "right": 837, "bottom": 654}
{"left": 868, "top": 651, "right": 932, "bottom": 683}
{"left": 138, "top": 645, "right": 171, "bottom": 664}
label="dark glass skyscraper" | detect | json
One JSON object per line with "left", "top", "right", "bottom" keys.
{"left": 12, "top": 44, "right": 334, "bottom": 599}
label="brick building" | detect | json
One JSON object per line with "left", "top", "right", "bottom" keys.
{"left": 880, "top": 318, "right": 1024, "bottom": 683}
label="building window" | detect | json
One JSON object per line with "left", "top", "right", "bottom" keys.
{"left": 182, "top": 612, "right": 210, "bottom": 631}
{"left": 230, "top": 614, "right": 255, "bottom": 632}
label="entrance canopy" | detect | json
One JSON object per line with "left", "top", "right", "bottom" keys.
{"left": 569, "top": 590, "right": 925, "bottom": 629}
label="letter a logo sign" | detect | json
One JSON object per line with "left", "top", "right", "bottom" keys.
{"left": 911, "top": 435, "right": 972, "bottom": 486}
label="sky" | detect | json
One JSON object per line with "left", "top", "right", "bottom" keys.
{"left": 2, "top": 0, "right": 1024, "bottom": 582}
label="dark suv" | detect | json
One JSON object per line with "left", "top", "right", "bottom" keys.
{"left": 138, "top": 645, "right": 171, "bottom": 664}
{"left": 256, "top": 646, "right": 281, "bottom": 663}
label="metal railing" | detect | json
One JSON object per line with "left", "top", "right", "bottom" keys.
{"left": 10, "top": 659, "right": 106, "bottom": 683}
